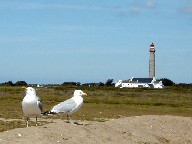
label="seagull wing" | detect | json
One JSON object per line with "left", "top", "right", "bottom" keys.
{"left": 37, "top": 101, "right": 43, "bottom": 112}
{"left": 51, "top": 98, "right": 77, "bottom": 113}
{"left": 36, "top": 96, "right": 43, "bottom": 112}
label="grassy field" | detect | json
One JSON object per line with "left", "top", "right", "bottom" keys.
{"left": 0, "top": 85, "right": 192, "bottom": 132}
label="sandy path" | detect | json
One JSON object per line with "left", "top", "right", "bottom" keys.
{"left": 0, "top": 115, "right": 192, "bottom": 144}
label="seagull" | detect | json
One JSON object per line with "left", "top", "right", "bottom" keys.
{"left": 22, "top": 87, "right": 43, "bottom": 127}
{"left": 44, "top": 90, "right": 87, "bottom": 122}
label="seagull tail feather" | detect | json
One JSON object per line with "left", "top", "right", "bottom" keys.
{"left": 41, "top": 110, "right": 57, "bottom": 115}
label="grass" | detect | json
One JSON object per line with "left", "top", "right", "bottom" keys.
{"left": 0, "top": 120, "right": 25, "bottom": 132}
{"left": 0, "top": 85, "right": 192, "bottom": 132}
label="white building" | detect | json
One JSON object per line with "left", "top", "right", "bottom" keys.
{"left": 115, "top": 43, "right": 164, "bottom": 89}
{"left": 115, "top": 77, "right": 164, "bottom": 89}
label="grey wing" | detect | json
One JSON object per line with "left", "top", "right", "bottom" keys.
{"left": 37, "top": 101, "right": 43, "bottom": 112}
{"left": 36, "top": 96, "right": 42, "bottom": 102}
{"left": 21, "top": 100, "right": 24, "bottom": 113}
{"left": 21, "top": 99, "right": 25, "bottom": 109}
{"left": 51, "top": 98, "right": 77, "bottom": 113}
{"left": 36, "top": 96, "right": 43, "bottom": 112}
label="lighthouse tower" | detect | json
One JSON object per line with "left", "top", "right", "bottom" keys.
{"left": 149, "top": 43, "right": 155, "bottom": 78}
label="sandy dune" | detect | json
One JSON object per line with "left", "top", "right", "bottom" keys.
{"left": 0, "top": 115, "right": 192, "bottom": 144}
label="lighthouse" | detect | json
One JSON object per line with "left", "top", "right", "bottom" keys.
{"left": 149, "top": 43, "right": 155, "bottom": 78}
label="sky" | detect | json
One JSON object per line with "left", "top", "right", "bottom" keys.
{"left": 0, "top": 0, "right": 192, "bottom": 84}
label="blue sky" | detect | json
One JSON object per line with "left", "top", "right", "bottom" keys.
{"left": 0, "top": 0, "right": 192, "bottom": 84}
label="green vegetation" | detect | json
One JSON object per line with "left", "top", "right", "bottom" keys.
{"left": 0, "top": 85, "right": 192, "bottom": 132}
{"left": 157, "top": 78, "right": 175, "bottom": 86}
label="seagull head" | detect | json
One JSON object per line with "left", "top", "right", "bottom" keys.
{"left": 22, "top": 86, "right": 36, "bottom": 95}
{"left": 74, "top": 90, "right": 87, "bottom": 97}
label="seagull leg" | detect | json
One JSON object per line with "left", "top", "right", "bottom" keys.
{"left": 36, "top": 116, "right": 38, "bottom": 126}
{"left": 26, "top": 117, "right": 29, "bottom": 127}
{"left": 66, "top": 114, "right": 71, "bottom": 123}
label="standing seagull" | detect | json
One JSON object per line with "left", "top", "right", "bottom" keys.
{"left": 22, "top": 87, "right": 43, "bottom": 127}
{"left": 44, "top": 90, "right": 87, "bottom": 122}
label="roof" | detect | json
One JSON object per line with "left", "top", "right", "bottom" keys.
{"left": 121, "top": 78, "right": 155, "bottom": 84}
{"left": 132, "top": 78, "right": 153, "bottom": 83}
{"left": 150, "top": 43, "right": 154, "bottom": 47}
{"left": 122, "top": 79, "right": 131, "bottom": 83}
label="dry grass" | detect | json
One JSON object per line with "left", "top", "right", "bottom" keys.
{"left": 0, "top": 86, "right": 192, "bottom": 132}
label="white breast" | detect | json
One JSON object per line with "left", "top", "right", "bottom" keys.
{"left": 22, "top": 95, "right": 41, "bottom": 117}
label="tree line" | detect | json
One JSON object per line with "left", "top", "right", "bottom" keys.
{"left": 0, "top": 81, "right": 27, "bottom": 86}
{"left": 0, "top": 78, "right": 189, "bottom": 87}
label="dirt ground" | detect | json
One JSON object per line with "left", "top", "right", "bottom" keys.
{"left": 0, "top": 115, "right": 192, "bottom": 144}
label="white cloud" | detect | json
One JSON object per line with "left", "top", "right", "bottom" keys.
{"left": 0, "top": 36, "right": 38, "bottom": 43}
{"left": 181, "top": 5, "right": 192, "bottom": 14}
{"left": 47, "top": 24, "right": 124, "bottom": 32}
{"left": 129, "top": 0, "right": 156, "bottom": 15}
{"left": 0, "top": 2, "right": 129, "bottom": 12}
{"left": 146, "top": 0, "right": 156, "bottom": 9}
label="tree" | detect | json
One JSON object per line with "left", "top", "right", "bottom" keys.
{"left": 15, "top": 81, "right": 28, "bottom": 86}
{"left": 1, "top": 81, "right": 14, "bottom": 86}
{"left": 98, "top": 82, "right": 104, "bottom": 86}
{"left": 62, "top": 82, "right": 81, "bottom": 86}
{"left": 105, "top": 79, "right": 114, "bottom": 86}
{"left": 158, "top": 78, "right": 174, "bottom": 86}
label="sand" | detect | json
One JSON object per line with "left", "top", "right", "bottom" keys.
{"left": 0, "top": 115, "right": 192, "bottom": 144}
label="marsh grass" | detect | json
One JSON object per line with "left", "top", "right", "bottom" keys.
{"left": 0, "top": 120, "right": 25, "bottom": 132}
{"left": 0, "top": 86, "right": 192, "bottom": 132}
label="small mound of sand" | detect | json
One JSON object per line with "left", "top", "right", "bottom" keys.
{"left": 0, "top": 115, "right": 192, "bottom": 144}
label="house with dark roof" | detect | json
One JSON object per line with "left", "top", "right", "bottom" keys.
{"left": 115, "top": 77, "right": 164, "bottom": 89}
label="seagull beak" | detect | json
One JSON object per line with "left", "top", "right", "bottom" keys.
{"left": 83, "top": 93, "right": 88, "bottom": 96}
{"left": 22, "top": 86, "right": 27, "bottom": 90}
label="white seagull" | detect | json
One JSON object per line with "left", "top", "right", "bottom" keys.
{"left": 22, "top": 87, "right": 43, "bottom": 127}
{"left": 44, "top": 90, "right": 87, "bottom": 122}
